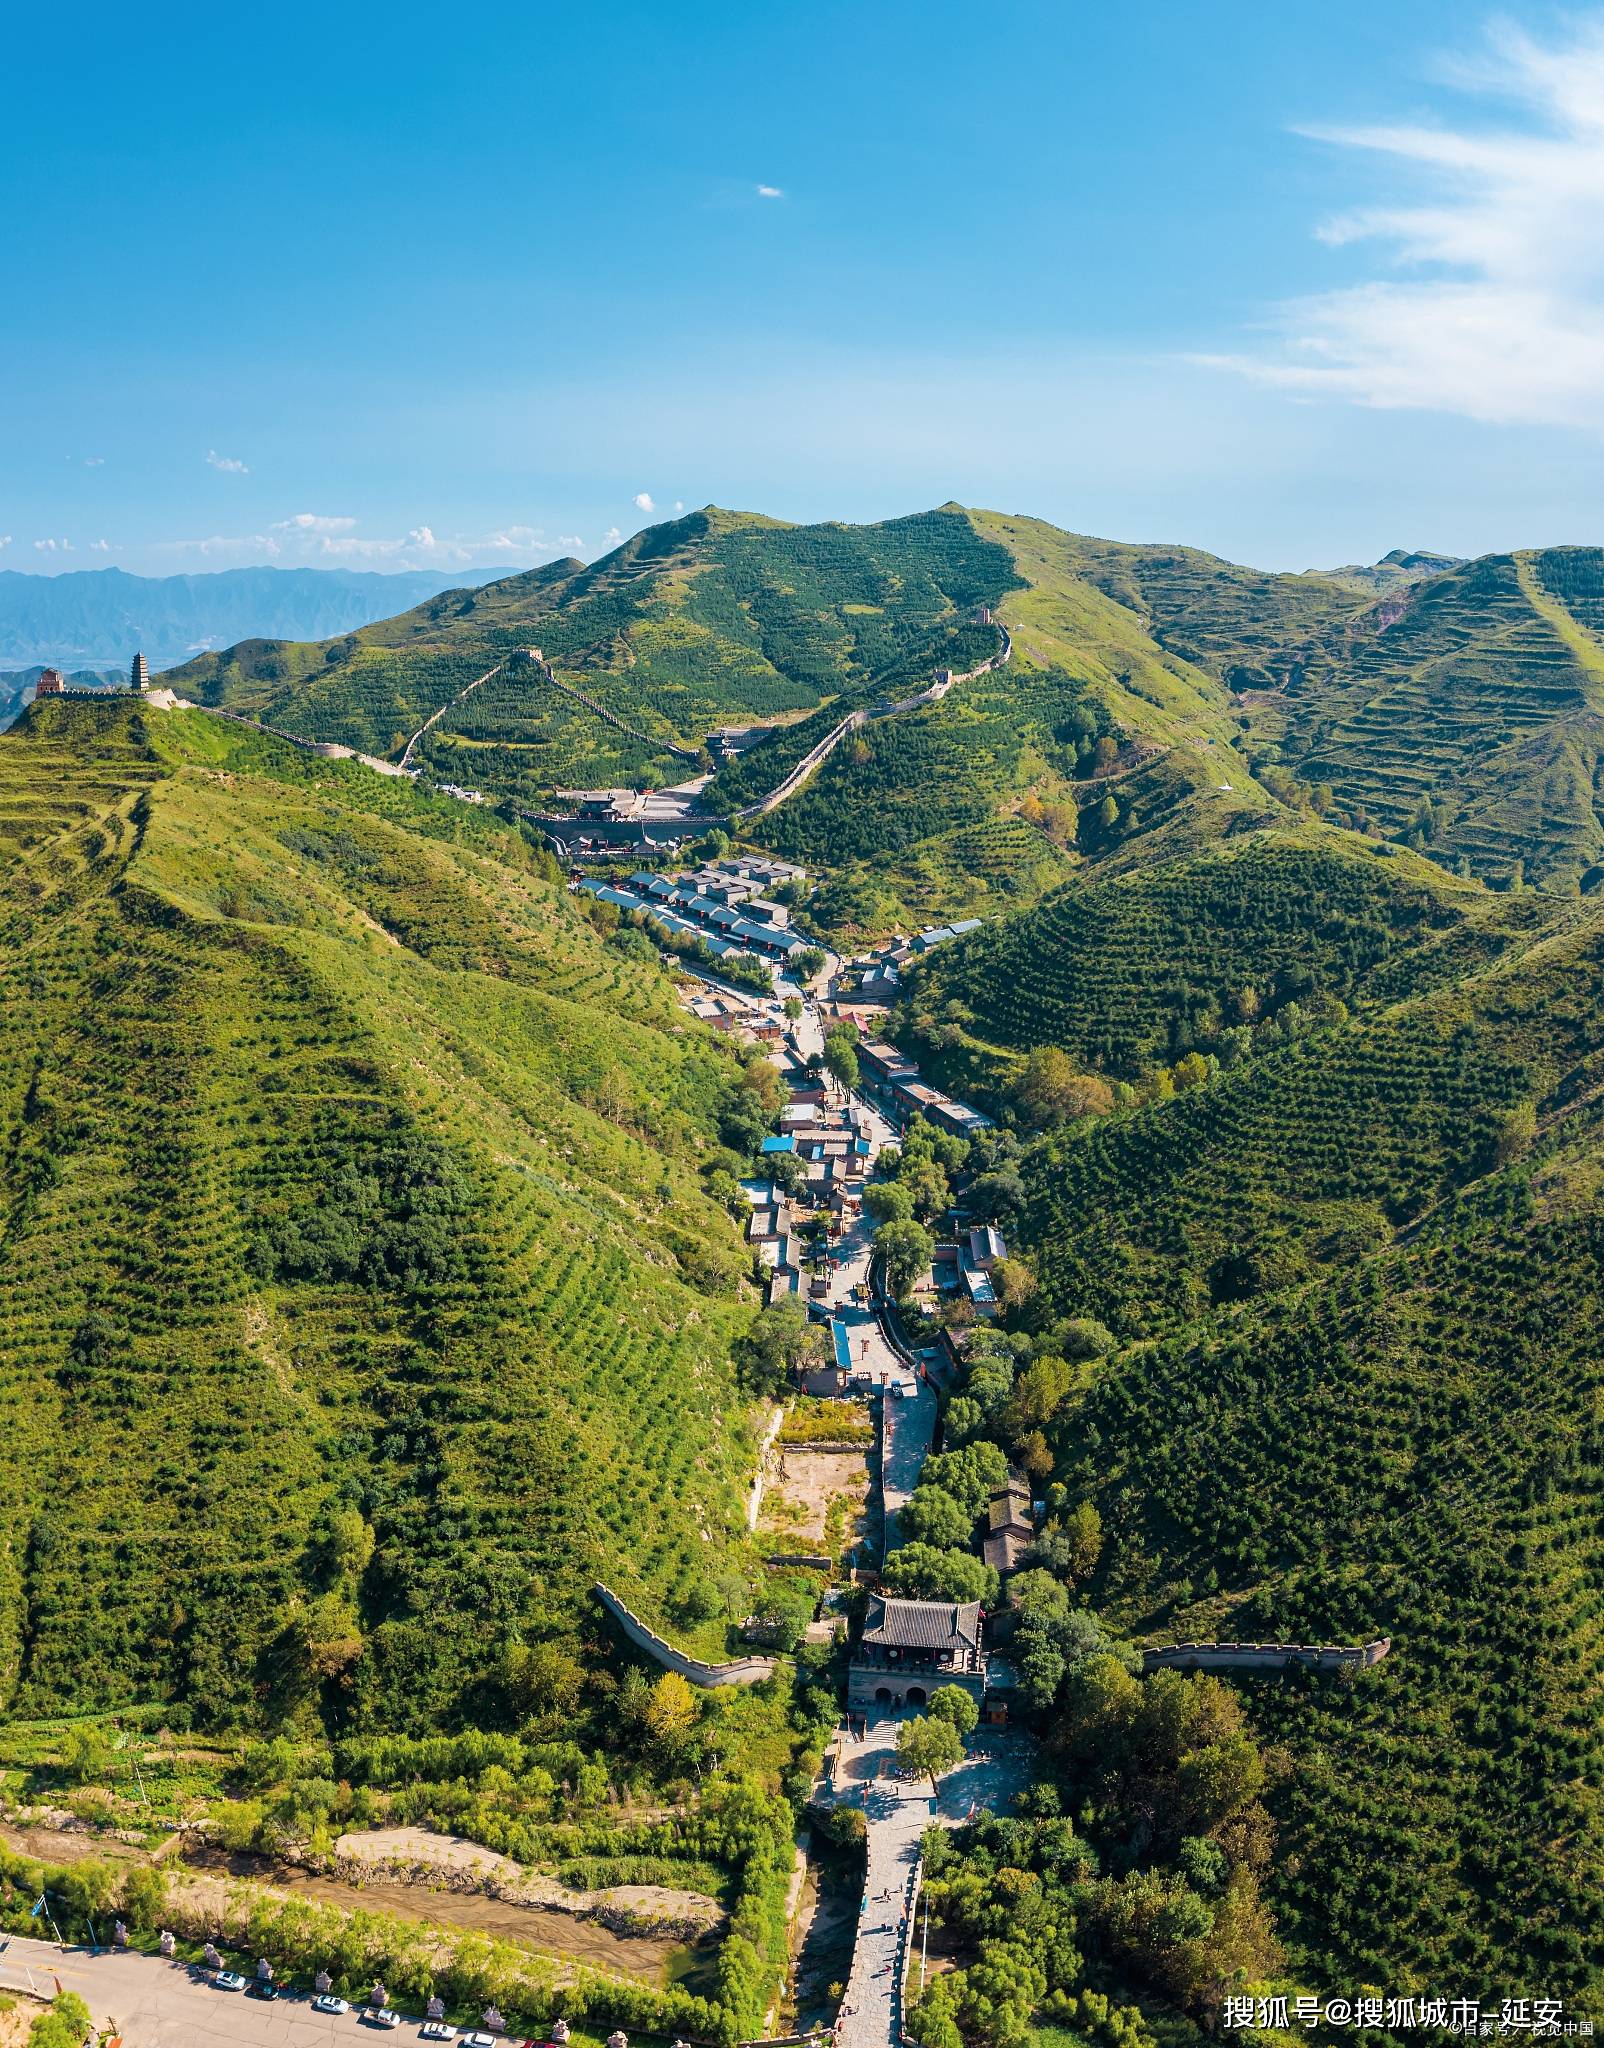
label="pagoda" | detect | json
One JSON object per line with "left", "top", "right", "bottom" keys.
{"left": 130, "top": 651, "right": 149, "bottom": 693}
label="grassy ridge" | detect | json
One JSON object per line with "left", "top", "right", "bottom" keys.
{"left": 0, "top": 697, "right": 763, "bottom": 1732}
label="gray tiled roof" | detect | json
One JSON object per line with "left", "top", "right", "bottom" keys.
{"left": 861, "top": 1595, "right": 982, "bottom": 1652}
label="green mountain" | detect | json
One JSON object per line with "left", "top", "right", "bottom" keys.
{"left": 167, "top": 507, "right": 1020, "bottom": 798}
{"left": 16, "top": 506, "right": 1604, "bottom": 2028}
{"left": 917, "top": 843, "right": 1604, "bottom": 2006}
{"left": 1249, "top": 547, "right": 1604, "bottom": 889}
{"left": 166, "top": 510, "right": 1604, "bottom": 917}
{"left": 0, "top": 696, "right": 766, "bottom": 1730}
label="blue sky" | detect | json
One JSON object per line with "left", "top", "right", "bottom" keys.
{"left": 8, "top": 0, "right": 1604, "bottom": 575}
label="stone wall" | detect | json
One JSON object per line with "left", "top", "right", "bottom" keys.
{"left": 593, "top": 1582, "right": 778, "bottom": 1688}
{"left": 1142, "top": 1638, "right": 1391, "bottom": 1673}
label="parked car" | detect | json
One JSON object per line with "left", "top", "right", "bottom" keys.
{"left": 245, "top": 1981, "right": 280, "bottom": 2001}
{"left": 421, "top": 2028, "right": 455, "bottom": 2042}
{"left": 314, "top": 1994, "right": 350, "bottom": 2014}
{"left": 364, "top": 2012, "right": 401, "bottom": 2031}
{"left": 462, "top": 2034, "right": 499, "bottom": 2047}
{"left": 214, "top": 1971, "right": 248, "bottom": 1992}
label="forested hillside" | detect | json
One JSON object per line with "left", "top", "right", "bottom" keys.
{"left": 1055, "top": 1216, "right": 1604, "bottom": 2000}
{"left": 896, "top": 832, "right": 1518, "bottom": 1104}
{"left": 0, "top": 697, "right": 769, "bottom": 1732}
{"left": 969, "top": 857, "right": 1604, "bottom": 2009}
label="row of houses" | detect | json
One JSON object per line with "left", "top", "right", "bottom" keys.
{"left": 855, "top": 1040, "right": 994, "bottom": 1142}
{"left": 745, "top": 1084, "right": 879, "bottom": 1303}
{"left": 581, "top": 857, "right": 812, "bottom": 968}
{"left": 835, "top": 918, "right": 983, "bottom": 1006}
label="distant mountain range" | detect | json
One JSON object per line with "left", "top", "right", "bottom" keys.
{"left": 0, "top": 564, "right": 502, "bottom": 671}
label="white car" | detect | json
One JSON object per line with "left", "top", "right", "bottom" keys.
{"left": 315, "top": 1995, "right": 350, "bottom": 2015}
{"left": 215, "top": 1971, "right": 248, "bottom": 1991}
{"left": 463, "top": 2035, "right": 498, "bottom": 2048}
{"left": 421, "top": 2028, "right": 454, "bottom": 2042}
{"left": 365, "top": 2013, "right": 401, "bottom": 2032}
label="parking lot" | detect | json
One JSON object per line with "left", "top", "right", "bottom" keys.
{"left": 0, "top": 1936, "right": 517, "bottom": 2048}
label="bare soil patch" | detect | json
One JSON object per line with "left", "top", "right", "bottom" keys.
{"left": 0, "top": 1822, "right": 148, "bottom": 1869}
{"left": 760, "top": 1447, "right": 871, "bottom": 1549}
{"left": 335, "top": 1825, "right": 521, "bottom": 1881}
{"left": 0, "top": 1993, "right": 49, "bottom": 2048}
{"left": 177, "top": 1851, "right": 702, "bottom": 1984}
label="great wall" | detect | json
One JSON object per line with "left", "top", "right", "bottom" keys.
{"left": 1142, "top": 1638, "right": 1392, "bottom": 1673}
{"left": 592, "top": 1582, "right": 780, "bottom": 1688}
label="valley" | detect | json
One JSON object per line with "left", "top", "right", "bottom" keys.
{"left": 4, "top": 506, "right": 1604, "bottom": 2045}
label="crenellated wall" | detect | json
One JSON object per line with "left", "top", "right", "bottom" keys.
{"left": 1142, "top": 1638, "right": 1392, "bottom": 1673}
{"left": 593, "top": 1582, "right": 779, "bottom": 1688}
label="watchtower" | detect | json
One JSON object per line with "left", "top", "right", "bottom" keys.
{"left": 130, "top": 651, "right": 149, "bottom": 693}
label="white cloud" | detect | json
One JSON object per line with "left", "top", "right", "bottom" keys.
{"left": 148, "top": 519, "right": 583, "bottom": 572}
{"left": 558, "top": 534, "right": 583, "bottom": 551}
{"left": 83, "top": 456, "right": 105, "bottom": 468}
{"left": 633, "top": 491, "right": 655, "bottom": 512}
{"left": 673, "top": 499, "right": 684, "bottom": 514}
{"left": 756, "top": 184, "right": 784, "bottom": 199}
{"left": 206, "top": 449, "right": 250, "bottom": 473}
{"left": 90, "top": 539, "right": 112, "bottom": 551}
{"left": 273, "top": 512, "right": 358, "bottom": 534}
{"left": 603, "top": 526, "right": 622, "bottom": 546}
{"left": 480, "top": 524, "right": 547, "bottom": 550}
{"left": 154, "top": 534, "right": 283, "bottom": 559}
{"left": 0, "top": 536, "right": 10, "bottom": 549}
{"left": 1204, "top": 16, "right": 1604, "bottom": 429}
{"left": 33, "top": 538, "right": 72, "bottom": 552}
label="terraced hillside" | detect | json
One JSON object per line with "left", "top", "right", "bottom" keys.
{"left": 1255, "top": 547, "right": 1604, "bottom": 890}
{"left": 736, "top": 511, "right": 1284, "bottom": 934}
{"left": 993, "top": 876, "right": 1604, "bottom": 2009}
{"left": 1057, "top": 1214, "right": 1604, "bottom": 2005}
{"left": 168, "top": 507, "right": 1023, "bottom": 792}
{"left": 0, "top": 697, "right": 767, "bottom": 1732}
{"left": 1016, "top": 884, "right": 1604, "bottom": 1338}
{"left": 166, "top": 507, "right": 1298, "bottom": 940}
{"left": 167, "top": 509, "right": 1604, "bottom": 921}
{"left": 1015, "top": 523, "right": 1371, "bottom": 689}
{"left": 896, "top": 832, "right": 1508, "bottom": 1102}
